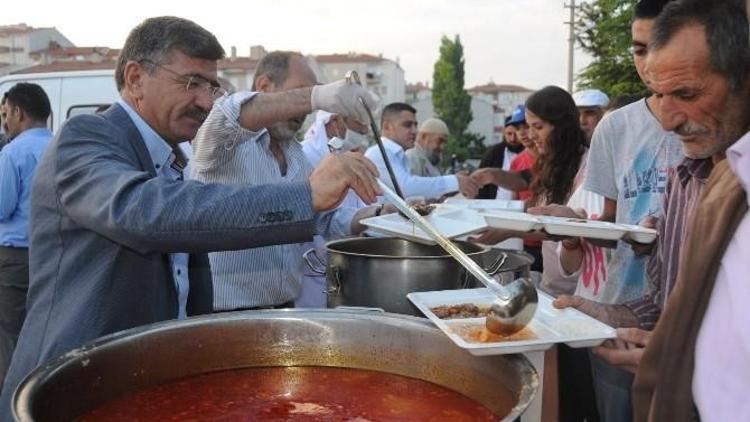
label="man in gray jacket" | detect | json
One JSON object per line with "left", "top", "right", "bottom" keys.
{"left": 0, "top": 16, "right": 379, "bottom": 416}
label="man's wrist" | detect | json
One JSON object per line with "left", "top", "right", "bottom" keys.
{"left": 562, "top": 237, "right": 581, "bottom": 250}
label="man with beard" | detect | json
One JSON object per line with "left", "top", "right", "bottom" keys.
{"left": 190, "top": 51, "right": 385, "bottom": 310}
{"left": 476, "top": 115, "right": 526, "bottom": 199}
{"left": 406, "top": 117, "right": 450, "bottom": 177}
{"left": 0, "top": 17, "right": 381, "bottom": 416}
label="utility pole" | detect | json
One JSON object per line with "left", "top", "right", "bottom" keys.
{"left": 564, "top": 0, "right": 580, "bottom": 92}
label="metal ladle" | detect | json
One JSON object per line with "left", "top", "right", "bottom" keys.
{"left": 345, "top": 70, "right": 405, "bottom": 199}
{"left": 376, "top": 179, "right": 538, "bottom": 335}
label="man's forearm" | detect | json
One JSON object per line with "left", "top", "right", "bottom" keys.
{"left": 238, "top": 87, "right": 313, "bottom": 131}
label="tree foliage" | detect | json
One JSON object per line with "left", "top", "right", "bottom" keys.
{"left": 432, "top": 35, "right": 482, "bottom": 161}
{"left": 576, "top": 0, "right": 649, "bottom": 97}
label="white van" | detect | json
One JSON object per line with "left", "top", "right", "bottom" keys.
{"left": 0, "top": 69, "right": 119, "bottom": 133}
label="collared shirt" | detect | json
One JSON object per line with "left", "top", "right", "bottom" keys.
{"left": 624, "top": 158, "right": 712, "bottom": 329}
{"left": 365, "top": 138, "right": 458, "bottom": 199}
{"left": 0, "top": 127, "right": 52, "bottom": 247}
{"left": 190, "top": 92, "right": 355, "bottom": 310}
{"left": 693, "top": 132, "right": 750, "bottom": 421}
{"left": 117, "top": 99, "right": 190, "bottom": 319}
{"left": 405, "top": 143, "right": 442, "bottom": 177}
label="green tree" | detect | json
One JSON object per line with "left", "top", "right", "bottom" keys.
{"left": 576, "top": 0, "right": 649, "bottom": 97}
{"left": 432, "top": 35, "right": 481, "bottom": 161}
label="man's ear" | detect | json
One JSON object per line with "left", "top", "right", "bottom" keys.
{"left": 123, "top": 60, "right": 146, "bottom": 99}
{"left": 253, "top": 74, "right": 274, "bottom": 93}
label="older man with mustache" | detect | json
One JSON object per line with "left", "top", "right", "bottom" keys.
{"left": 630, "top": 0, "right": 750, "bottom": 420}
{"left": 190, "top": 51, "right": 387, "bottom": 311}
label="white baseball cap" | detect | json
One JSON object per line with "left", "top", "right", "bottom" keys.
{"left": 573, "top": 89, "right": 610, "bottom": 108}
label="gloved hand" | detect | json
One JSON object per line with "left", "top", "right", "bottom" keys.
{"left": 311, "top": 79, "right": 378, "bottom": 124}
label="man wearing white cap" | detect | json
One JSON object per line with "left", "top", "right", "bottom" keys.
{"left": 573, "top": 88, "right": 610, "bottom": 145}
{"left": 406, "top": 117, "right": 450, "bottom": 177}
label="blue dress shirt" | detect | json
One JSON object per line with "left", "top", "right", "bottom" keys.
{"left": 0, "top": 127, "right": 52, "bottom": 247}
{"left": 116, "top": 100, "right": 190, "bottom": 318}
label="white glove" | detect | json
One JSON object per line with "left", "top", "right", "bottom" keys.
{"left": 311, "top": 79, "right": 378, "bottom": 124}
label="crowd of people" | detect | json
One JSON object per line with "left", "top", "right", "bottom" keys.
{"left": 0, "top": 0, "right": 747, "bottom": 420}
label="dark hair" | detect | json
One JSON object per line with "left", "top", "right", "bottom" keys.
{"left": 525, "top": 86, "right": 587, "bottom": 205}
{"left": 651, "top": 0, "right": 749, "bottom": 91}
{"left": 115, "top": 16, "right": 225, "bottom": 91}
{"left": 634, "top": 0, "right": 674, "bottom": 20}
{"left": 380, "top": 102, "right": 416, "bottom": 126}
{"left": 6, "top": 82, "right": 51, "bottom": 122}
{"left": 252, "top": 51, "right": 302, "bottom": 89}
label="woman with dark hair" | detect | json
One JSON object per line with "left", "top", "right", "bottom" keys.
{"left": 525, "top": 86, "right": 587, "bottom": 208}
{"left": 473, "top": 87, "right": 603, "bottom": 422}
{"left": 471, "top": 86, "right": 590, "bottom": 290}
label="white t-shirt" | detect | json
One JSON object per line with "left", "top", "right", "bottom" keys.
{"left": 584, "top": 99, "right": 683, "bottom": 304}
{"left": 495, "top": 147, "right": 518, "bottom": 200}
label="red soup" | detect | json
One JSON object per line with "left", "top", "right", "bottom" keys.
{"left": 79, "top": 366, "right": 500, "bottom": 421}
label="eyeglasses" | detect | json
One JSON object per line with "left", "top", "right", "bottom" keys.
{"left": 139, "top": 59, "right": 227, "bottom": 101}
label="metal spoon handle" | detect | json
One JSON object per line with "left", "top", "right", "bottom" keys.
{"left": 377, "top": 179, "right": 511, "bottom": 301}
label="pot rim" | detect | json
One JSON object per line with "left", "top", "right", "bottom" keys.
{"left": 325, "top": 237, "right": 491, "bottom": 259}
{"left": 14, "top": 309, "right": 538, "bottom": 422}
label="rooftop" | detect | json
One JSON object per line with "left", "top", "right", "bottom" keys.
{"left": 13, "top": 60, "right": 116, "bottom": 74}
{"left": 314, "top": 53, "right": 388, "bottom": 64}
{"left": 469, "top": 82, "right": 534, "bottom": 94}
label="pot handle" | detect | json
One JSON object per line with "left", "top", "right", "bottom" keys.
{"left": 324, "top": 267, "right": 342, "bottom": 295}
{"left": 461, "top": 252, "right": 509, "bottom": 289}
{"left": 302, "top": 248, "right": 326, "bottom": 275}
{"left": 485, "top": 252, "right": 509, "bottom": 276}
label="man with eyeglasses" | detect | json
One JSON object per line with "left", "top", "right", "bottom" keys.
{"left": 0, "top": 16, "right": 380, "bottom": 415}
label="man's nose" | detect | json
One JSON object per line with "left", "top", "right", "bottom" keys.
{"left": 657, "top": 96, "right": 686, "bottom": 132}
{"left": 195, "top": 89, "right": 215, "bottom": 112}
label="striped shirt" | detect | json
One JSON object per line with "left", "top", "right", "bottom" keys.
{"left": 190, "top": 92, "right": 355, "bottom": 310}
{"left": 624, "top": 158, "right": 712, "bottom": 329}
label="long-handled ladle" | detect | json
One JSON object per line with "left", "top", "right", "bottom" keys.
{"left": 377, "top": 179, "right": 538, "bottom": 334}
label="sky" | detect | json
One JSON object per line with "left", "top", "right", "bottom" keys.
{"left": 4, "top": 0, "right": 593, "bottom": 91}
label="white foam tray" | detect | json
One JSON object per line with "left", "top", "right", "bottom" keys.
{"left": 360, "top": 207, "right": 487, "bottom": 245}
{"left": 408, "top": 288, "right": 616, "bottom": 356}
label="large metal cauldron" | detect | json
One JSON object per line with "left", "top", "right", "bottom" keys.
{"left": 14, "top": 310, "right": 538, "bottom": 421}
{"left": 306, "top": 237, "right": 533, "bottom": 315}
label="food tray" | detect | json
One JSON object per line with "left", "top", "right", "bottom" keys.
{"left": 407, "top": 288, "right": 616, "bottom": 356}
{"left": 620, "top": 224, "right": 658, "bottom": 244}
{"left": 361, "top": 208, "right": 487, "bottom": 245}
{"left": 480, "top": 212, "right": 657, "bottom": 243}
{"left": 480, "top": 210, "right": 543, "bottom": 232}
{"left": 443, "top": 198, "right": 526, "bottom": 211}
{"left": 539, "top": 216, "right": 629, "bottom": 240}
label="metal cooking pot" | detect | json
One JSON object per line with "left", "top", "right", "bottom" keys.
{"left": 14, "top": 310, "right": 538, "bottom": 421}
{"left": 304, "top": 237, "right": 533, "bottom": 315}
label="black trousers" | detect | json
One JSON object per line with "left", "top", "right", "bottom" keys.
{"left": 558, "top": 345, "right": 600, "bottom": 422}
{"left": 0, "top": 246, "right": 29, "bottom": 390}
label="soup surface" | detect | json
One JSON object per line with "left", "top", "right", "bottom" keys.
{"left": 80, "top": 366, "right": 499, "bottom": 421}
